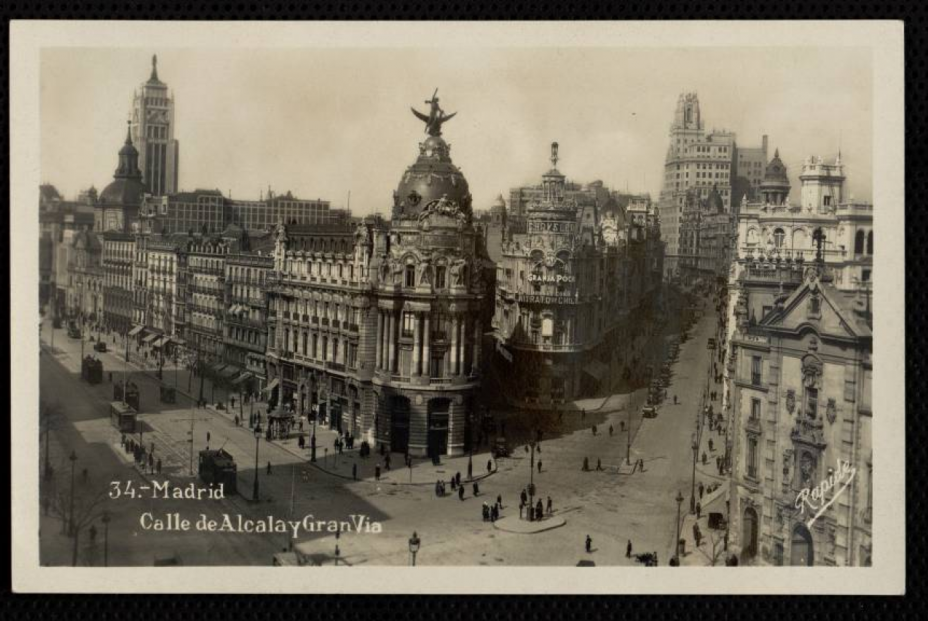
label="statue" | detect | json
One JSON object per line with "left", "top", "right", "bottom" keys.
{"left": 450, "top": 258, "right": 467, "bottom": 286}
{"left": 411, "top": 89, "right": 457, "bottom": 137}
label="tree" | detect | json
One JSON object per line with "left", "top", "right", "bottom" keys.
{"left": 39, "top": 399, "right": 63, "bottom": 480}
{"left": 696, "top": 528, "right": 728, "bottom": 567}
{"left": 46, "top": 461, "right": 110, "bottom": 566}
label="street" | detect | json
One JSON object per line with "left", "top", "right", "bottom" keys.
{"left": 39, "top": 289, "right": 720, "bottom": 567}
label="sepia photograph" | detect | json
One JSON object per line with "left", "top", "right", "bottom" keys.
{"left": 10, "top": 21, "right": 905, "bottom": 594}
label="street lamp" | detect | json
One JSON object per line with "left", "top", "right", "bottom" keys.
{"left": 253, "top": 422, "right": 262, "bottom": 502}
{"left": 408, "top": 531, "right": 421, "bottom": 566}
{"left": 102, "top": 511, "right": 111, "bottom": 567}
{"left": 526, "top": 428, "right": 541, "bottom": 521}
{"left": 334, "top": 530, "right": 341, "bottom": 566}
{"left": 68, "top": 450, "right": 77, "bottom": 537}
{"left": 467, "top": 411, "right": 474, "bottom": 481}
{"left": 690, "top": 434, "right": 698, "bottom": 514}
{"left": 674, "top": 490, "right": 684, "bottom": 564}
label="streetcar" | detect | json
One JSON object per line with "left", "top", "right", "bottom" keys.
{"left": 109, "top": 400, "right": 138, "bottom": 433}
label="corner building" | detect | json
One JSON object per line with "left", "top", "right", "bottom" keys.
{"left": 265, "top": 105, "right": 489, "bottom": 458}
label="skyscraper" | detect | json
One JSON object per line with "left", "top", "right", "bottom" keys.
{"left": 130, "top": 55, "right": 180, "bottom": 196}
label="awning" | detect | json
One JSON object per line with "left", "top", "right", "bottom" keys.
{"left": 263, "top": 378, "right": 280, "bottom": 393}
{"left": 583, "top": 360, "right": 609, "bottom": 383}
{"left": 128, "top": 325, "right": 144, "bottom": 337}
{"left": 219, "top": 365, "right": 240, "bottom": 379}
{"left": 232, "top": 372, "right": 253, "bottom": 386}
{"left": 142, "top": 333, "right": 159, "bottom": 344}
{"left": 153, "top": 336, "right": 169, "bottom": 348}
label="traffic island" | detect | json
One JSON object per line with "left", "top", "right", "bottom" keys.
{"left": 493, "top": 515, "right": 566, "bottom": 534}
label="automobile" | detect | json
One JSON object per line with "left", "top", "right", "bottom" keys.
{"left": 492, "top": 437, "right": 512, "bottom": 458}
{"left": 94, "top": 341, "right": 108, "bottom": 353}
{"left": 642, "top": 404, "right": 658, "bottom": 418}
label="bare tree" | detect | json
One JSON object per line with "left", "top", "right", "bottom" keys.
{"left": 39, "top": 399, "right": 63, "bottom": 480}
{"left": 696, "top": 527, "right": 728, "bottom": 567}
{"left": 46, "top": 461, "right": 110, "bottom": 566}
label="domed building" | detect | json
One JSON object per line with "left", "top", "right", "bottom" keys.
{"left": 393, "top": 134, "right": 472, "bottom": 221}
{"left": 760, "top": 148, "right": 791, "bottom": 205}
{"left": 96, "top": 122, "right": 148, "bottom": 233}
{"left": 264, "top": 93, "right": 490, "bottom": 460}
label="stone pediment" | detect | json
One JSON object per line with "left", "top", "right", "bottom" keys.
{"left": 760, "top": 272, "right": 867, "bottom": 339}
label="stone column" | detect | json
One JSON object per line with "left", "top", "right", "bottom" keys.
{"left": 423, "top": 315, "right": 431, "bottom": 379}
{"left": 375, "top": 310, "right": 383, "bottom": 369}
{"left": 450, "top": 314, "right": 460, "bottom": 376}
{"left": 473, "top": 318, "right": 482, "bottom": 374}
{"left": 387, "top": 312, "right": 396, "bottom": 374}
{"left": 412, "top": 312, "right": 422, "bottom": 376}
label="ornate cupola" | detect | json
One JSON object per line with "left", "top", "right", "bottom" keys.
{"left": 99, "top": 121, "right": 148, "bottom": 208}
{"left": 393, "top": 89, "right": 472, "bottom": 221}
{"left": 760, "top": 148, "right": 791, "bottom": 205}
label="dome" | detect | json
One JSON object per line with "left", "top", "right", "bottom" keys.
{"left": 763, "top": 148, "right": 790, "bottom": 185}
{"left": 493, "top": 193, "right": 506, "bottom": 209}
{"left": 393, "top": 134, "right": 472, "bottom": 220}
{"left": 100, "top": 122, "right": 147, "bottom": 206}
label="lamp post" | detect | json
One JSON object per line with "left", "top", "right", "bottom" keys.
{"left": 526, "top": 428, "right": 541, "bottom": 521}
{"left": 690, "top": 433, "right": 698, "bottom": 514}
{"left": 102, "top": 511, "right": 111, "bottom": 567}
{"left": 68, "top": 450, "right": 77, "bottom": 537}
{"left": 467, "top": 411, "right": 474, "bottom": 481}
{"left": 675, "top": 490, "right": 684, "bottom": 564}
{"left": 253, "top": 422, "right": 262, "bottom": 502}
{"left": 334, "top": 530, "right": 341, "bottom": 566}
{"left": 408, "top": 531, "right": 421, "bottom": 566}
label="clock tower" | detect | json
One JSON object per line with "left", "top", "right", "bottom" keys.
{"left": 130, "top": 54, "right": 180, "bottom": 196}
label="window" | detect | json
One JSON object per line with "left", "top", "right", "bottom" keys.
{"left": 823, "top": 195, "right": 832, "bottom": 207}
{"left": 402, "top": 312, "right": 416, "bottom": 337}
{"left": 773, "top": 228, "right": 785, "bottom": 249}
{"left": 747, "top": 436, "right": 758, "bottom": 479}
{"left": 855, "top": 230, "right": 865, "bottom": 254}
{"left": 332, "top": 339, "right": 339, "bottom": 363}
{"left": 750, "top": 398, "right": 761, "bottom": 421}
{"left": 867, "top": 231, "right": 873, "bottom": 255}
{"left": 312, "top": 333, "right": 318, "bottom": 358}
{"left": 435, "top": 266, "right": 447, "bottom": 289}
{"left": 405, "top": 264, "right": 416, "bottom": 288}
{"left": 751, "top": 356, "right": 762, "bottom": 386}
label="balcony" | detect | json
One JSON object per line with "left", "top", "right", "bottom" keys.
{"left": 751, "top": 373, "right": 763, "bottom": 387}
{"left": 326, "top": 361, "right": 346, "bottom": 373}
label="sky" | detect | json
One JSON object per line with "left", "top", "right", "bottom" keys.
{"left": 40, "top": 46, "right": 873, "bottom": 213}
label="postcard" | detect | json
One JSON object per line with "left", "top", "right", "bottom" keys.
{"left": 10, "top": 20, "right": 906, "bottom": 594}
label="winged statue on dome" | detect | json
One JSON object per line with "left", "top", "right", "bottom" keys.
{"left": 411, "top": 89, "right": 457, "bottom": 136}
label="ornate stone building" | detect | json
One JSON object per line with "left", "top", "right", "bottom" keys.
{"left": 491, "top": 143, "right": 663, "bottom": 408}
{"left": 264, "top": 96, "right": 490, "bottom": 458}
{"left": 727, "top": 257, "right": 872, "bottom": 566}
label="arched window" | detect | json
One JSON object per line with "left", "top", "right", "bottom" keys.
{"left": 773, "top": 228, "right": 785, "bottom": 249}
{"left": 855, "top": 230, "right": 865, "bottom": 255}
{"left": 405, "top": 264, "right": 416, "bottom": 288}
{"left": 791, "top": 524, "right": 814, "bottom": 566}
{"left": 867, "top": 230, "right": 874, "bottom": 255}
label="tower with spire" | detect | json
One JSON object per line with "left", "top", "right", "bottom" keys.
{"left": 96, "top": 121, "right": 148, "bottom": 232}
{"left": 130, "top": 54, "right": 180, "bottom": 196}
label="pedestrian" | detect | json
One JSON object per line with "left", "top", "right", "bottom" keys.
{"left": 535, "top": 499, "right": 543, "bottom": 520}
{"left": 450, "top": 477, "right": 457, "bottom": 491}
{"left": 298, "top": 435, "right": 305, "bottom": 449}
{"left": 156, "top": 458, "right": 162, "bottom": 474}
{"left": 596, "top": 458, "right": 603, "bottom": 471}
{"left": 473, "top": 482, "right": 479, "bottom": 497}
{"left": 609, "top": 424, "right": 614, "bottom": 437}
{"left": 520, "top": 489, "right": 528, "bottom": 506}
{"left": 702, "top": 452, "right": 708, "bottom": 465}
{"left": 458, "top": 485, "right": 465, "bottom": 501}
{"left": 546, "top": 496, "right": 553, "bottom": 515}
{"left": 385, "top": 453, "right": 391, "bottom": 470}
{"left": 267, "top": 461, "right": 272, "bottom": 475}
{"left": 620, "top": 421, "right": 625, "bottom": 432}
{"left": 592, "top": 424, "right": 597, "bottom": 436}
{"left": 456, "top": 472, "right": 462, "bottom": 486}
{"left": 639, "top": 458, "right": 645, "bottom": 472}
{"left": 482, "top": 502, "right": 490, "bottom": 522}
{"left": 696, "top": 502, "right": 702, "bottom": 519}
{"left": 491, "top": 504, "right": 499, "bottom": 522}
{"left": 207, "top": 431, "right": 211, "bottom": 444}
{"left": 708, "top": 438, "right": 714, "bottom": 453}
{"left": 537, "top": 460, "right": 542, "bottom": 474}
{"left": 234, "top": 415, "right": 239, "bottom": 427}
{"left": 352, "top": 463, "right": 357, "bottom": 480}
{"left": 626, "top": 539, "right": 633, "bottom": 558}
{"left": 581, "top": 408, "right": 586, "bottom": 421}
{"left": 487, "top": 459, "right": 493, "bottom": 474}
{"left": 148, "top": 452, "right": 154, "bottom": 473}
{"left": 497, "top": 494, "right": 503, "bottom": 509}
{"left": 693, "top": 523, "right": 701, "bottom": 547}
{"left": 519, "top": 501, "right": 524, "bottom": 520}
{"left": 375, "top": 465, "right": 381, "bottom": 481}
{"left": 674, "top": 394, "right": 678, "bottom": 405}
{"left": 585, "top": 535, "right": 592, "bottom": 553}
{"left": 582, "top": 457, "right": 589, "bottom": 471}
{"left": 698, "top": 481, "right": 704, "bottom": 499}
